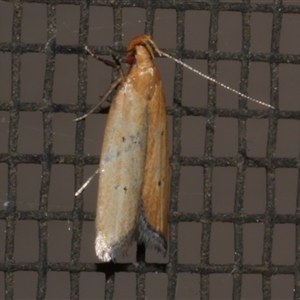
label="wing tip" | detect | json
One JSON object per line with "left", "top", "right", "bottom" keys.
{"left": 95, "top": 230, "right": 136, "bottom": 262}
{"left": 138, "top": 214, "right": 167, "bottom": 255}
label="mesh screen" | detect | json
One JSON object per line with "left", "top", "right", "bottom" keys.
{"left": 1, "top": 0, "right": 300, "bottom": 299}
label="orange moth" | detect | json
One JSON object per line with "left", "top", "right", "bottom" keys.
{"left": 88, "top": 35, "right": 170, "bottom": 262}
{"left": 77, "top": 34, "right": 273, "bottom": 262}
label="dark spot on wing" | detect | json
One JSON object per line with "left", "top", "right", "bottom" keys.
{"left": 158, "top": 181, "right": 161, "bottom": 187}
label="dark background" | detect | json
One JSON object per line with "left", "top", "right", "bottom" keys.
{"left": 1, "top": 0, "right": 300, "bottom": 299}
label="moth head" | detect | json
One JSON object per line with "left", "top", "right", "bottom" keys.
{"left": 126, "top": 34, "right": 162, "bottom": 66}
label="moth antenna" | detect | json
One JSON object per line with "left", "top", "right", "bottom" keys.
{"left": 158, "top": 51, "right": 274, "bottom": 109}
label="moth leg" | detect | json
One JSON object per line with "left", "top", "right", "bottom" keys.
{"left": 85, "top": 46, "right": 125, "bottom": 80}
{"left": 74, "top": 47, "right": 124, "bottom": 121}
{"left": 74, "top": 77, "right": 121, "bottom": 121}
{"left": 75, "top": 168, "right": 100, "bottom": 196}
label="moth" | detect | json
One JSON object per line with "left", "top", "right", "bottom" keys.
{"left": 84, "top": 35, "right": 170, "bottom": 262}
{"left": 77, "top": 34, "right": 273, "bottom": 262}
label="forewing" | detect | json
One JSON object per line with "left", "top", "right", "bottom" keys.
{"left": 139, "top": 77, "right": 170, "bottom": 253}
{"left": 95, "top": 82, "right": 148, "bottom": 261}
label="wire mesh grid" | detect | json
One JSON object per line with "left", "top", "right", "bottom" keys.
{"left": 1, "top": 0, "right": 300, "bottom": 299}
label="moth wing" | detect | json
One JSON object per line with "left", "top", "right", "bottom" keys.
{"left": 139, "top": 77, "right": 170, "bottom": 253}
{"left": 95, "top": 83, "right": 148, "bottom": 262}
